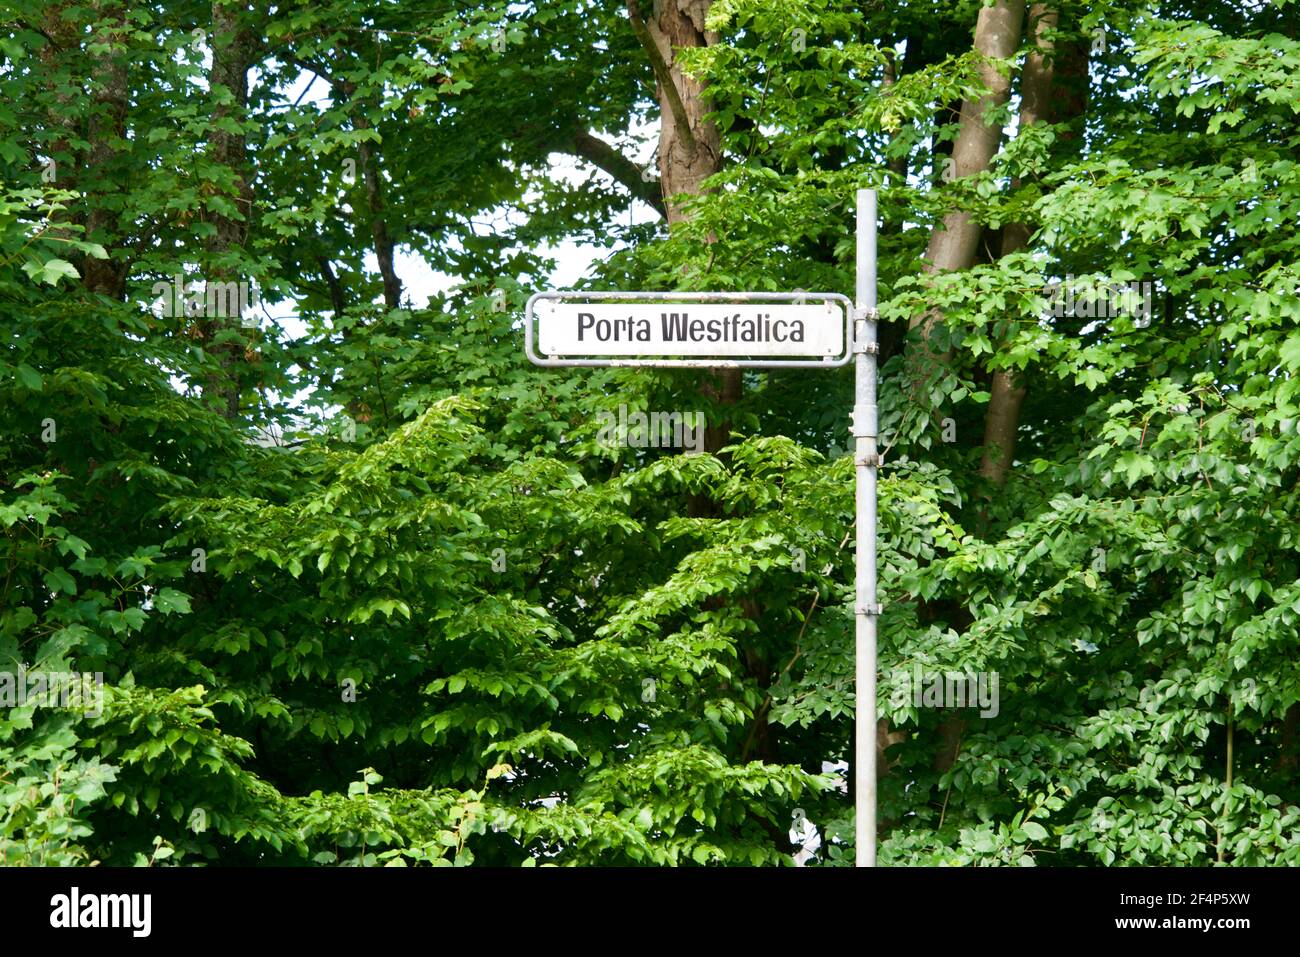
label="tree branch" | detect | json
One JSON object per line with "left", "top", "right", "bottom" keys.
{"left": 317, "top": 254, "right": 348, "bottom": 316}
{"left": 567, "top": 128, "right": 666, "bottom": 218}
{"left": 626, "top": 0, "right": 696, "bottom": 151}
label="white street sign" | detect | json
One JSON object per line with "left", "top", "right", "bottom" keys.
{"left": 525, "top": 292, "right": 852, "bottom": 368}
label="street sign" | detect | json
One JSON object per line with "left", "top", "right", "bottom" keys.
{"left": 525, "top": 291, "right": 852, "bottom": 368}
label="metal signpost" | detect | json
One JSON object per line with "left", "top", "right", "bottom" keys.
{"left": 525, "top": 189, "right": 880, "bottom": 867}
{"left": 853, "top": 188, "right": 879, "bottom": 868}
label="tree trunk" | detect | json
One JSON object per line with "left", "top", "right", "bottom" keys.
{"left": 915, "top": 0, "right": 1027, "bottom": 291}
{"left": 37, "top": 4, "right": 82, "bottom": 257}
{"left": 979, "top": 7, "right": 1090, "bottom": 488}
{"left": 82, "top": 0, "right": 129, "bottom": 299}
{"left": 978, "top": 4, "right": 1055, "bottom": 487}
{"left": 354, "top": 100, "right": 403, "bottom": 310}
{"left": 907, "top": 0, "right": 1026, "bottom": 398}
{"left": 201, "top": 0, "right": 256, "bottom": 420}
{"left": 632, "top": 0, "right": 721, "bottom": 226}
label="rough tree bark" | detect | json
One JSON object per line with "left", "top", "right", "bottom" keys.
{"left": 82, "top": 0, "right": 129, "bottom": 299}
{"left": 978, "top": 4, "right": 1056, "bottom": 488}
{"left": 201, "top": 0, "right": 256, "bottom": 420}
{"left": 628, "top": 0, "right": 721, "bottom": 226}
{"left": 915, "top": 0, "right": 1027, "bottom": 294}
{"left": 36, "top": 5, "right": 83, "bottom": 268}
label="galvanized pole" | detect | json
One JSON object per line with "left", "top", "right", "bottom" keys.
{"left": 853, "top": 188, "right": 879, "bottom": 867}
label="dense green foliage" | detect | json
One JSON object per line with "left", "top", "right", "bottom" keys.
{"left": 2, "top": 0, "right": 1299, "bottom": 865}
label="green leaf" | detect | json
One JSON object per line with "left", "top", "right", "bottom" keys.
{"left": 42, "top": 567, "right": 76, "bottom": 595}
{"left": 22, "top": 257, "right": 80, "bottom": 286}
{"left": 153, "top": 588, "right": 192, "bottom": 615}
{"left": 14, "top": 364, "right": 42, "bottom": 391}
